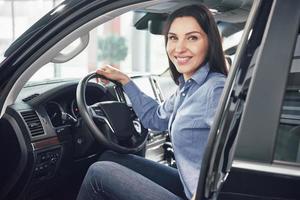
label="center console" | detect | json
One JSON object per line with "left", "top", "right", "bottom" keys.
{"left": 33, "top": 145, "right": 62, "bottom": 180}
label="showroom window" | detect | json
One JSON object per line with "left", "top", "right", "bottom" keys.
{"left": 28, "top": 10, "right": 169, "bottom": 83}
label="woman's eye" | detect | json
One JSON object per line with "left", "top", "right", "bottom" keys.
{"left": 188, "top": 36, "right": 198, "bottom": 41}
{"left": 168, "top": 35, "right": 177, "bottom": 40}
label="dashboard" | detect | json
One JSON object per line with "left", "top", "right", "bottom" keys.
{"left": 0, "top": 75, "right": 176, "bottom": 200}
{"left": 41, "top": 83, "right": 113, "bottom": 128}
{"left": 0, "top": 80, "right": 117, "bottom": 195}
{"left": 14, "top": 76, "right": 163, "bottom": 144}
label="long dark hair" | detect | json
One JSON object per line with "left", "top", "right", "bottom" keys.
{"left": 164, "top": 4, "right": 228, "bottom": 85}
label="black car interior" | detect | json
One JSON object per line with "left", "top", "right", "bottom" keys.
{"left": 0, "top": 73, "right": 170, "bottom": 200}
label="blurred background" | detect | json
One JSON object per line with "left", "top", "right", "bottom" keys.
{"left": 0, "top": 0, "right": 241, "bottom": 83}
{"left": 0, "top": 0, "right": 169, "bottom": 82}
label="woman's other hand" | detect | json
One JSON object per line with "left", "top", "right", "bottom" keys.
{"left": 96, "top": 65, "right": 130, "bottom": 85}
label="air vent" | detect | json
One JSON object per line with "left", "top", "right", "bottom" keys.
{"left": 21, "top": 111, "right": 44, "bottom": 137}
{"left": 23, "top": 93, "right": 40, "bottom": 102}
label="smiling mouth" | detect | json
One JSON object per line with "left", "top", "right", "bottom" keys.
{"left": 175, "top": 56, "right": 192, "bottom": 65}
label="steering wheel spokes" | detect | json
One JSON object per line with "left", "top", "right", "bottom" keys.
{"left": 89, "top": 104, "right": 115, "bottom": 134}
{"left": 89, "top": 101, "right": 135, "bottom": 141}
{"left": 76, "top": 72, "right": 148, "bottom": 153}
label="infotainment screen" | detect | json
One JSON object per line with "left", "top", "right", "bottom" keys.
{"left": 124, "top": 76, "right": 156, "bottom": 106}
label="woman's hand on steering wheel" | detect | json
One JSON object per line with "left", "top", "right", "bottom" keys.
{"left": 96, "top": 65, "right": 130, "bottom": 85}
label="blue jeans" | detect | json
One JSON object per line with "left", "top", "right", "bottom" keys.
{"left": 76, "top": 151, "right": 186, "bottom": 200}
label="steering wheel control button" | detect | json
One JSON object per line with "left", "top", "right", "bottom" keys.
{"left": 76, "top": 137, "right": 83, "bottom": 144}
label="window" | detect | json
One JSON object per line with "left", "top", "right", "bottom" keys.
{"left": 29, "top": 11, "right": 168, "bottom": 84}
{"left": 274, "top": 34, "right": 300, "bottom": 164}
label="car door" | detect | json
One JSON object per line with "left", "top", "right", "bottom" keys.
{"left": 195, "top": 0, "right": 300, "bottom": 199}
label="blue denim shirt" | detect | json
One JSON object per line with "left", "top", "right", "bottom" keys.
{"left": 123, "top": 63, "right": 225, "bottom": 199}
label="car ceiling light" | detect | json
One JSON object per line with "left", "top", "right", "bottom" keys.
{"left": 50, "top": 4, "right": 66, "bottom": 16}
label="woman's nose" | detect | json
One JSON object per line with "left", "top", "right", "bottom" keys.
{"left": 175, "top": 40, "right": 187, "bottom": 52}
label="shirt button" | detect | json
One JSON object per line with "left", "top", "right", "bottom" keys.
{"left": 188, "top": 80, "right": 191, "bottom": 83}
{"left": 182, "top": 93, "right": 186, "bottom": 96}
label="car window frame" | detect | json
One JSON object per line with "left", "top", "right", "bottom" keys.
{"left": 234, "top": 0, "right": 300, "bottom": 168}
{"left": 195, "top": 0, "right": 300, "bottom": 199}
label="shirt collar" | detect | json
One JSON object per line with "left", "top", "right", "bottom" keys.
{"left": 178, "top": 62, "right": 210, "bottom": 86}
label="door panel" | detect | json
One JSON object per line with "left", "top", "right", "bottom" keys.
{"left": 220, "top": 167, "right": 300, "bottom": 200}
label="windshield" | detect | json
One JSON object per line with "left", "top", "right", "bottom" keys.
{"left": 28, "top": 11, "right": 169, "bottom": 85}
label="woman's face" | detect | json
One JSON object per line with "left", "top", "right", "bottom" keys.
{"left": 166, "top": 16, "right": 209, "bottom": 80}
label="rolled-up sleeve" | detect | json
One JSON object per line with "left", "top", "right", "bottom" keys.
{"left": 123, "top": 81, "right": 175, "bottom": 131}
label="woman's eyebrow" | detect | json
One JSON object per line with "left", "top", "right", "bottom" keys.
{"left": 168, "top": 31, "right": 202, "bottom": 35}
{"left": 167, "top": 32, "right": 176, "bottom": 35}
{"left": 185, "top": 31, "right": 202, "bottom": 35}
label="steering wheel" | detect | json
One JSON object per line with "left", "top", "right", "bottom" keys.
{"left": 76, "top": 72, "right": 148, "bottom": 154}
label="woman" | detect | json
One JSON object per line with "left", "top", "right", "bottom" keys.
{"left": 77, "top": 4, "right": 227, "bottom": 200}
